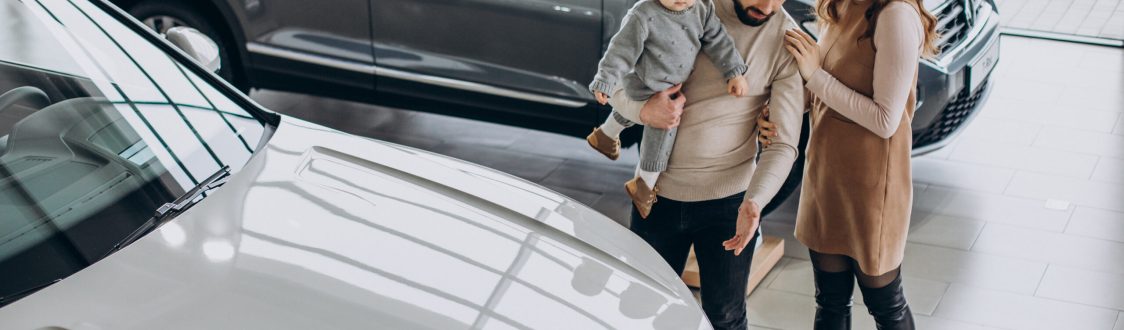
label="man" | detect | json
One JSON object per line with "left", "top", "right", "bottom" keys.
{"left": 607, "top": 0, "right": 802, "bottom": 328}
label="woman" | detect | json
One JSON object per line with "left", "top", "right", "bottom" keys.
{"left": 760, "top": 0, "right": 938, "bottom": 328}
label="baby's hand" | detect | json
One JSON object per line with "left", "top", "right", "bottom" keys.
{"left": 595, "top": 91, "right": 609, "bottom": 105}
{"left": 727, "top": 77, "right": 748, "bottom": 97}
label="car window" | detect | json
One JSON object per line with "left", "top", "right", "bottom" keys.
{"left": 0, "top": 0, "right": 267, "bottom": 306}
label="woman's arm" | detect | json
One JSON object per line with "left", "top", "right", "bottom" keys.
{"left": 804, "top": 2, "right": 923, "bottom": 139}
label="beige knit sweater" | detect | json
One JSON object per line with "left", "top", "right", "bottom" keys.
{"left": 609, "top": 1, "right": 804, "bottom": 207}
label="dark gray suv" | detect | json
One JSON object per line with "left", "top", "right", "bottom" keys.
{"left": 111, "top": 0, "right": 1000, "bottom": 213}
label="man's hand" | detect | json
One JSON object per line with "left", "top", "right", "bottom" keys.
{"left": 722, "top": 199, "right": 761, "bottom": 256}
{"left": 638, "top": 84, "right": 686, "bottom": 129}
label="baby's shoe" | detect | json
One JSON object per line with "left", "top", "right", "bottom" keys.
{"left": 625, "top": 177, "right": 658, "bottom": 219}
{"left": 586, "top": 127, "right": 621, "bottom": 160}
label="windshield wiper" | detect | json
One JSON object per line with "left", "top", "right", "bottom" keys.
{"left": 152, "top": 165, "right": 232, "bottom": 221}
{"left": 101, "top": 165, "right": 231, "bottom": 259}
{"left": 0, "top": 279, "right": 60, "bottom": 307}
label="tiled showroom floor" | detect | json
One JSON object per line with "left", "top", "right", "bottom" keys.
{"left": 996, "top": 0, "right": 1124, "bottom": 41}
{"left": 252, "top": 35, "right": 1124, "bottom": 330}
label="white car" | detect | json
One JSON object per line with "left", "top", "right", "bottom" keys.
{"left": 0, "top": 1, "right": 709, "bottom": 329}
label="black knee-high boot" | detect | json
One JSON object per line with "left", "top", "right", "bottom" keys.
{"left": 858, "top": 271, "right": 915, "bottom": 330}
{"left": 813, "top": 268, "right": 854, "bottom": 330}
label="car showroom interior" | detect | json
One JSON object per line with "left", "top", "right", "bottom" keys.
{"left": 0, "top": 0, "right": 1122, "bottom": 329}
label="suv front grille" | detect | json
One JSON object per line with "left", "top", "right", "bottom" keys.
{"left": 934, "top": 0, "right": 972, "bottom": 56}
{"left": 913, "top": 79, "right": 989, "bottom": 148}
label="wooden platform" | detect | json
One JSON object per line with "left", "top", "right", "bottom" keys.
{"left": 680, "top": 236, "right": 785, "bottom": 296}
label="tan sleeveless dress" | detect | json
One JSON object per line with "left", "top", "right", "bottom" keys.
{"left": 795, "top": 0, "right": 917, "bottom": 276}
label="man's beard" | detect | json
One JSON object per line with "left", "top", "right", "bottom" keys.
{"left": 733, "top": 0, "right": 773, "bottom": 26}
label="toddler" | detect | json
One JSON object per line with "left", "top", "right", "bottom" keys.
{"left": 586, "top": 0, "right": 748, "bottom": 218}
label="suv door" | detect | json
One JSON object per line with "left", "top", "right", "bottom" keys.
{"left": 238, "top": 0, "right": 373, "bottom": 90}
{"left": 371, "top": 0, "right": 603, "bottom": 105}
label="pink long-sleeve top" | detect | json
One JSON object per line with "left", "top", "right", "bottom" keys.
{"left": 805, "top": 2, "right": 924, "bottom": 139}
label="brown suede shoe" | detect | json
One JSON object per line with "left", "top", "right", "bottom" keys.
{"left": 625, "top": 177, "right": 658, "bottom": 219}
{"left": 586, "top": 127, "right": 620, "bottom": 161}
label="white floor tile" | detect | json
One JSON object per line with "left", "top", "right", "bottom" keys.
{"left": 1056, "top": 67, "right": 1124, "bottom": 96}
{"left": 902, "top": 243, "right": 1047, "bottom": 294}
{"left": 997, "top": 59, "right": 1120, "bottom": 99}
{"left": 1077, "top": 48, "right": 1124, "bottom": 74}
{"left": 1036, "top": 265, "right": 1124, "bottom": 310}
{"left": 934, "top": 284, "right": 1119, "bottom": 330}
{"left": 1065, "top": 207, "right": 1124, "bottom": 243}
{"left": 745, "top": 289, "right": 815, "bottom": 330}
{"left": 1115, "top": 312, "right": 1123, "bottom": 330}
{"left": 972, "top": 223, "right": 1124, "bottom": 275}
{"left": 1093, "top": 157, "right": 1124, "bottom": 184}
{"left": 1005, "top": 171, "right": 1124, "bottom": 213}
{"left": 948, "top": 140, "right": 1099, "bottom": 178}
{"left": 1033, "top": 127, "right": 1124, "bottom": 159}
{"left": 954, "top": 115, "right": 1043, "bottom": 147}
{"left": 766, "top": 259, "right": 949, "bottom": 316}
{"left": 988, "top": 73, "right": 1066, "bottom": 104}
{"left": 926, "top": 186, "right": 1073, "bottom": 232}
{"left": 764, "top": 259, "right": 815, "bottom": 296}
{"left": 908, "top": 214, "right": 987, "bottom": 250}
{"left": 911, "top": 158, "right": 1015, "bottom": 194}
{"left": 913, "top": 314, "right": 1004, "bottom": 330}
{"left": 996, "top": 37, "right": 1085, "bottom": 74}
{"left": 744, "top": 288, "right": 889, "bottom": 330}
{"left": 1060, "top": 84, "right": 1124, "bottom": 114}
{"left": 981, "top": 97, "right": 1118, "bottom": 133}
{"left": 759, "top": 257, "right": 791, "bottom": 290}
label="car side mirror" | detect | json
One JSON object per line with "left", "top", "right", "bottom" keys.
{"left": 164, "top": 27, "right": 221, "bottom": 73}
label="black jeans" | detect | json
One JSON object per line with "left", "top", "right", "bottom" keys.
{"left": 629, "top": 191, "right": 758, "bottom": 330}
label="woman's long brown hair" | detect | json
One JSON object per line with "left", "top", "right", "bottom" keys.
{"left": 815, "top": 0, "right": 940, "bottom": 59}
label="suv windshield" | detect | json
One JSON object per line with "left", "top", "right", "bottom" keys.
{"left": 0, "top": 0, "right": 267, "bottom": 305}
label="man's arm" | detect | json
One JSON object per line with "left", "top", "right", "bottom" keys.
{"left": 745, "top": 52, "right": 804, "bottom": 208}
{"left": 608, "top": 85, "right": 685, "bottom": 129}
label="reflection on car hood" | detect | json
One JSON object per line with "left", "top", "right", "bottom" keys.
{"left": 0, "top": 116, "right": 709, "bottom": 330}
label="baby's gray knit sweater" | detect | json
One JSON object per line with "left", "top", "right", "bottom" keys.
{"left": 590, "top": 0, "right": 748, "bottom": 101}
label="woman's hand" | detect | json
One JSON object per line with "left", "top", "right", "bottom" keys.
{"left": 784, "top": 29, "right": 821, "bottom": 80}
{"left": 757, "top": 107, "right": 777, "bottom": 147}
{"left": 722, "top": 199, "right": 761, "bottom": 256}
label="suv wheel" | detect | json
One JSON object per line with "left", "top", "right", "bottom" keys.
{"left": 127, "top": 0, "right": 249, "bottom": 93}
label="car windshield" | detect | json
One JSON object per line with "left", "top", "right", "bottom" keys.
{"left": 0, "top": 0, "right": 268, "bottom": 305}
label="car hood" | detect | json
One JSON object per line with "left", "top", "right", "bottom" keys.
{"left": 0, "top": 116, "right": 708, "bottom": 330}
